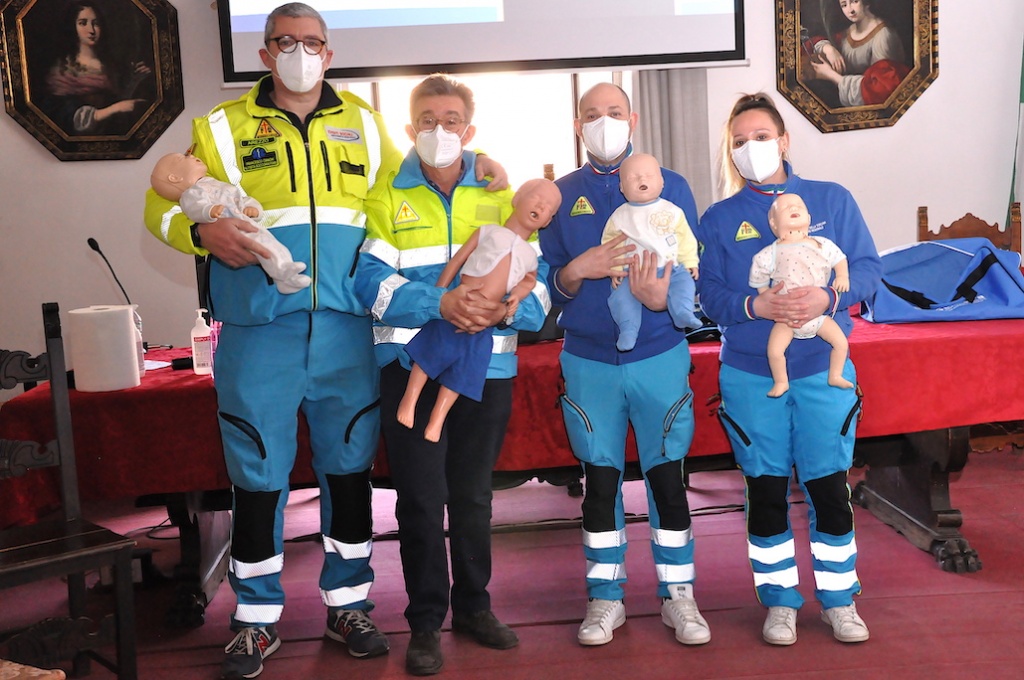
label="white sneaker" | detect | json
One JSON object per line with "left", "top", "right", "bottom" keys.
{"left": 762, "top": 606, "right": 798, "bottom": 646}
{"left": 661, "top": 584, "right": 711, "bottom": 645}
{"left": 821, "top": 603, "right": 869, "bottom": 643}
{"left": 577, "top": 599, "right": 625, "bottom": 646}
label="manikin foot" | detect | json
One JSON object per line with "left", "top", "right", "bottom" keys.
{"left": 275, "top": 273, "right": 312, "bottom": 294}
{"left": 423, "top": 418, "right": 443, "bottom": 443}
{"left": 616, "top": 326, "right": 639, "bottom": 352}
{"left": 829, "top": 375, "right": 854, "bottom": 389}
{"left": 396, "top": 398, "right": 417, "bottom": 429}
{"left": 266, "top": 261, "right": 311, "bottom": 294}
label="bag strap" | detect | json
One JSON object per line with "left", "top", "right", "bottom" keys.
{"left": 954, "top": 252, "right": 998, "bottom": 303}
{"left": 881, "top": 279, "right": 936, "bottom": 309}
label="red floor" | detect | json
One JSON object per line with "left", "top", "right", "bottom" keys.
{"left": 3, "top": 449, "right": 1023, "bottom": 679}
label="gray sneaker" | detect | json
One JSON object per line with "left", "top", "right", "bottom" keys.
{"left": 326, "top": 607, "right": 390, "bottom": 657}
{"left": 221, "top": 625, "right": 280, "bottom": 679}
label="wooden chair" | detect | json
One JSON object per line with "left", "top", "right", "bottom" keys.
{"left": 917, "top": 203, "right": 1024, "bottom": 452}
{"left": 917, "top": 202, "right": 1021, "bottom": 254}
{"left": 0, "top": 303, "right": 137, "bottom": 679}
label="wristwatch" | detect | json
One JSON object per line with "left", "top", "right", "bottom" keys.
{"left": 190, "top": 223, "right": 203, "bottom": 249}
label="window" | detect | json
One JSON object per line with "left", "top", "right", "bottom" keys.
{"left": 340, "top": 70, "right": 632, "bottom": 188}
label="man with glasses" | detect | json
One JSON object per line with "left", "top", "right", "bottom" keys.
{"left": 355, "top": 73, "right": 551, "bottom": 676}
{"left": 144, "top": 4, "right": 507, "bottom": 679}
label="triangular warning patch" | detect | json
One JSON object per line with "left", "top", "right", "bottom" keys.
{"left": 735, "top": 221, "right": 761, "bottom": 241}
{"left": 255, "top": 119, "right": 281, "bottom": 138}
{"left": 569, "top": 196, "right": 595, "bottom": 217}
{"left": 395, "top": 201, "right": 419, "bottom": 224}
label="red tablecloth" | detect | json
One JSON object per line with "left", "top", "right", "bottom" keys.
{"left": 5, "top": 318, "right": 1024, "bottom": 529}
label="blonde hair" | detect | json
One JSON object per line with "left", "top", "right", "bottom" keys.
{"left": 717, "top": 93, "right": 790, "bottom": 199}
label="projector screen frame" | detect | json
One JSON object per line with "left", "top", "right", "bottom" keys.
{"left": 215, "top": 0, "right": 746, "bottom": 84}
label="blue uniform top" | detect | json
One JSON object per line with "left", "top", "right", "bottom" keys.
{"left": 539, "top": 154, "right": 699, "bottom": 364}
{"left": 697, "top": 164, "right": 882, "bottom": 380}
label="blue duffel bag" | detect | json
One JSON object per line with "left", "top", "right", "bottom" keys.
{"left": 862, "top": 237, "right": 1024, "bottom": 322}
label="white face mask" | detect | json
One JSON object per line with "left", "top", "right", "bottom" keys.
{"left": 415, "top": 125, "right": 464, "bottom": 169}
{"left": 731, "top": 138, "right": 782, "bottom": 183}
{"left": 581, "top": 116, "right": 631, "bottom": 162}
{"left": 272, "top": 48, "right": 325, "bottom": 93}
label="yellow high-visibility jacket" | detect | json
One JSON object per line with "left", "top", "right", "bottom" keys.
{"left": 144, "top": 77, "right": 402, "bottom": 325}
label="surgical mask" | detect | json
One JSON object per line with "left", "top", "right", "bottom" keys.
{"left": 272, "top": 48, "right": 324, "bottom": 93}
{"left": 581, "top": 116, "right": 631, "bottom": 162}
{"left": 415, "top": 125, "right": 464, "bottom": 169}
{"left": 731, "top": 138, "right": 782, "bottom": 183}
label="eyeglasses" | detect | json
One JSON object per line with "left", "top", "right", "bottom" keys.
{"left": 268, "top": 36, "right": 326, "bottom": 55}
{"left": 415, "top": 114, "right": 466, "bottom": 133}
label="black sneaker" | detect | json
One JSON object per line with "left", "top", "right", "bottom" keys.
{"left": 451, "top": 610, "right": 519, "bottom": 649}
{"left": 406, "top": 630, "right": 443, "bottom": 676}
{"left": 221, "top": 625, "right": 280, "bottom": 679}
{"left": 325, "top": 608, "right": 390, "bottom": 658}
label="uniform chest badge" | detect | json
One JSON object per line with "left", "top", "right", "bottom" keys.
{"left": 395, "top": 201, "right": 420, "bottom": 224}
{"left": 735, "top": 221, "right": 761, "bottom": 241}
{"left": 256, "top": 119, "right": 280, "bottom": 138}
{"left": 242, "top": 119, "right": 281, "bottom": 148}
{"left": 569, "top": 196, "right": 595, "bottom": 217}
{"left": 241, "top": 146, "right": 278, "bottom": 171}
{"left": 326, "top": 127, "right": 362, "bottom": 143}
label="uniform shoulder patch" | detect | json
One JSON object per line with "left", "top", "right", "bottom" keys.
{"left": 569, "top": 196, "right": 595, "bottom": 217}
{"left": 735, "top": 221, "right": 761, "bottom": 241}
{"left": 395, "top": 201, "right": 419, "bottom": 224}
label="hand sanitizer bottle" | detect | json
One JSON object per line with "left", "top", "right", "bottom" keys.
{"left": 190, "top": 308, "right": 213, "bottom": 376}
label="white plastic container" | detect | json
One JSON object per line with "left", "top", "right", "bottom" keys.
{"left": 132, "top": 305, "right": 145, "bottom": 377}
{"left": 190, "top": 308, "right": 213, "bottom": 376}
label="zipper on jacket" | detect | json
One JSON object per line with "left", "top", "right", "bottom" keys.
{"left": 300, "top": 134, "right": 318, "bottom": 309}
{"left": 284, "top": 141, "right": 297, "bottom": 193}
{"left": 320, "top": 140, "right": 332, "bottom": 192}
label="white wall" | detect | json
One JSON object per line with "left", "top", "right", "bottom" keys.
{"left": 1, "top": 1, "right": 1022, "bottom": 396}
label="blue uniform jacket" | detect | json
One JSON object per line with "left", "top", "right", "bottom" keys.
{"left": 697, "top": 165, "right": 882, "bottom": 380}
{"left": 539, "top": 156, "right": 699, "bottom": 364}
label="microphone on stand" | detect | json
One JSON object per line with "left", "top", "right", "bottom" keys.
{"left": 87, "top": 237, "right": 132, "bottom": 305}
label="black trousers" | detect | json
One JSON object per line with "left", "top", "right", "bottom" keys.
{"left": 380, "top": 361, "right": 513, "bottom": 632}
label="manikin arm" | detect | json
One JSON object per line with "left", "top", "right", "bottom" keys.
{"left": 507, "top": 269, "right": 537, "bottom": 305}
{"left": 436, "top": 229, "right": 481, "bottom": 288}
{"left": 832, "top": 258, "right": 850, "bottom": 293}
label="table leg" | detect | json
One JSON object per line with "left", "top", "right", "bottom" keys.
{"left": 852, "top": 427, "right": 982, "bottom": 573}
{"left": 164, "top": 491, "right": 231, "bottom": 627}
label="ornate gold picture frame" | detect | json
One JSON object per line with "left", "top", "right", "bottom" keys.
{"left": 0, "top": 0, "right": 183, "bottom": 160}
{"left": 775, "top": 0, "right": 938, "bottom": 133}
